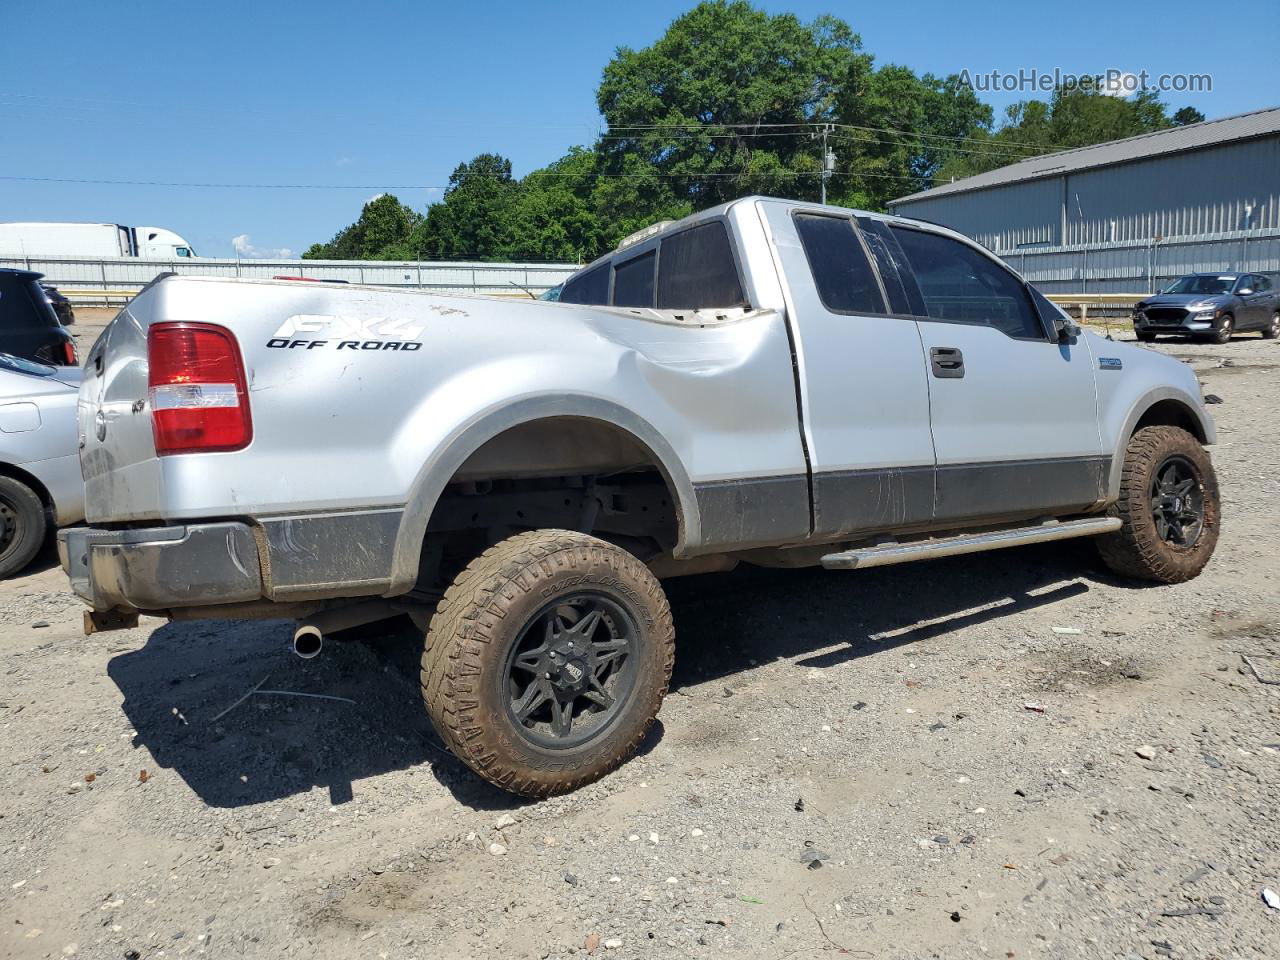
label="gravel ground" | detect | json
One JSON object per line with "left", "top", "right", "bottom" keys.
{"left": 2, "top": 333, "right": 1278, "bottom": 960}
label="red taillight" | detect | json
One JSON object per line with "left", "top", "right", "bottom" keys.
{"left": 62, "top": 340, "right": 77, "bottom": 366}
{"left": 147, "top": 322, "right": 252, "bottom": 455}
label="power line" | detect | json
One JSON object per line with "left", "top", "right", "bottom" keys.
{"left": 0, "top": 168, "right": 944, "bottom": 190}
{"left": 596, "top": 127, "right": 1051, "bottom": 162}
{"left": 605, "top": 120, "right": 1062, "bottom": 153}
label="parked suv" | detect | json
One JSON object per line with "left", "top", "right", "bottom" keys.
{"left": 62, "top": 198, "right": 1218, "bottom": 796}
{"left": 1134, "top": 272, "right": 1280, "bottom": 342}
{"left": 0, "top": 269, "right": 77, "bottom": 365}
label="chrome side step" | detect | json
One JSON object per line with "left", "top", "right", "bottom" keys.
{"left": 820, "top": 516, "right": 1121, "bottom": 571}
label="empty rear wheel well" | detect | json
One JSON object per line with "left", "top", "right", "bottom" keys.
{"left": 1133, "top": 399, "right": 1206, "bottom": 444}
{"left": 414, "top": 417, "right": 683, "bottom": 591}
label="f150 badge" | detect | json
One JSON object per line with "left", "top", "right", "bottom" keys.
{"left": 1098, "top": 357, "right": 1123, "bottom": 370}
{"left": 267, "top": 314, "right": 424, "bottom": 352}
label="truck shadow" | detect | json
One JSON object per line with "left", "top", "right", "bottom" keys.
{"left": 107, "top": 540, "right": 1104, "bottom": 812}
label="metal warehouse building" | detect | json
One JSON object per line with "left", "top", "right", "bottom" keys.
{"left": 889, "top": 106, "right": 1280, "bottom": 294}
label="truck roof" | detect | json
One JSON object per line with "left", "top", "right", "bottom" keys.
{"left": 569, "top": 195, "right": 966, "bottom": 278}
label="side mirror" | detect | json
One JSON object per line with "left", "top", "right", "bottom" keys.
{"left": 1027, "top": 282, "right": 1079, "bottom": 342}
{"left": 1237, "top": 288, "right": 1253, "bottom": 296}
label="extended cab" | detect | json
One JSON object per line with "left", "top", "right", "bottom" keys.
{"left": 60, "top": 197, "right": 1219, "bottom": 796}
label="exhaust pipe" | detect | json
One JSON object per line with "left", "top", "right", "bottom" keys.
{"left": 289, "top": 599, "right": 415, "bottom": 659}
{"left": 292, "top": 624, "right": 324, "bottom": 659}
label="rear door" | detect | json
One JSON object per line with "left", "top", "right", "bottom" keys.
{"left": 886, "top": 223, "right": 1105, "bottom": 524}
{"left": 1237, "top": 275, "right": 1269, "bottom": 330}
{"left": 761, "top": 203, "right": 935, "bottom": 537}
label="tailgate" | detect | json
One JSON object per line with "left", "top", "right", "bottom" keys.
{"left": 79, "top": 294, "right": 164, "bottom": 523}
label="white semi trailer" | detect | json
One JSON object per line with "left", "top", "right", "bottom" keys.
{"left": 0, "top": 222, "right": 197, "bottom": 259}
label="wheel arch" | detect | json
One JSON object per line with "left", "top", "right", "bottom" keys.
{"left": 1106, "top": 389, "right": 1214, "bottom": 501}
{"left": 0, "top": 462, "right": 52, "bottom": 509}
{"left": 386, "top": 396, "right": 702, "bottom": 594}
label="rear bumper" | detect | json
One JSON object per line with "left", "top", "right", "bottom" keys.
{"left": 57, "top": 508, "right": 403, "bottom": 613}
{"left": 58, "top": 522, "right": 263, "bottom": 612}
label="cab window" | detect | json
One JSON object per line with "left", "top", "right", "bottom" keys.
{"left": 656, "top": 221, "right": 746, "bottom": 309}
{"left": 612, "top": 251, "right": 655, "bottom": 308}
{"left": 794, "top": 214, "right": 884, "bottom": 315}
{"left": 890, "top": 226, "right": 1044, "bottom": 341}
{"left": 560, "top": 263, "right": 610, "bottom": 305}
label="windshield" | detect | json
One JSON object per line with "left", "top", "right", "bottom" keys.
{"left": 0, "top": 352, "right": 57, "bottom": 377}
{"left": 1164, "top": 275, "right": 1235, "bottom": 295}
{"left": 538, "top": 284, "right": 562, "bottom": 301}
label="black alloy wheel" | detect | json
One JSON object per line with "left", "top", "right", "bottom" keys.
{"left": 503, "top": 593, "right": 638, "bottom": 749}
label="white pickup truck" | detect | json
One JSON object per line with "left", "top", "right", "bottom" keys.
{"left": 60, "top": 197, "right": 1219, "bottom": 796}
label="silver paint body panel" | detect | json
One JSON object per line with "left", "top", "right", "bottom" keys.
{"left": 70, "top": 196, "right": 1213, "bottom": 611}
{"left": 0, "top": 363, "right": 84, "bottom": 526}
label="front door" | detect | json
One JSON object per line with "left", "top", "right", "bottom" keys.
{"left": 887, "top": 224, "right": 1106, "bottom": 524}
{"left": 761, "top": 202, "right": 936, "bottom": 538}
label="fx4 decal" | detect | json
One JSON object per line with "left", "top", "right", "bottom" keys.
{"left": 267, "top": 314, "right": 427, "bottom": 352}
{"left": 270, "top": 314, "right": 428, "bottom": 340}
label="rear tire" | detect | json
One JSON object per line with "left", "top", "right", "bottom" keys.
{"left": 0, "top": 476, "right": 48, "bottom": 579}
{"left": 1096, "top": 426, "right": 1219, "bottom": 583}
{"left": 1262, "top": 311, "right": 1280, "bottom": 340}
{"left": 420, "top": 530, "right": 674, "bottom": 797}
{"left": 1136, "top": 331, "right": 1157, "bottom": 343}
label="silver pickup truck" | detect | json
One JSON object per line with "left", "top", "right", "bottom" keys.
{"left": 60, "top": 197, "right": 1219, "bottom": 797}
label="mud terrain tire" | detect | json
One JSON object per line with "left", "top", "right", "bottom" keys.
{"left": 420, "top": 530, "right": 674, "bottom": 797}
{"left": 1096, "top": 426, "right": 1220, "bottom": 583}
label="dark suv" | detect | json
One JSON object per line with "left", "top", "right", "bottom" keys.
{"left": 0, "top": 269, "right": 77, "bottom": 365}
{"left": 1134, "top": 272, "right": 1280, "bottom": 343}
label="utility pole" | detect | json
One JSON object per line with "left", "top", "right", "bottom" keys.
{"left": 819, "top": 124, "right": 835, "bottom": 205}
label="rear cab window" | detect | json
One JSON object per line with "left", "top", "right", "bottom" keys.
{"left": 793, "top": 214, "right": 885, "bottom": 315}
{"left": 656, "top": 221, "right": 746, "bottom": 310}
{"left": 612, "top": 251, "right": 655, "bottom": 308}
{"left": 559, "top": 218, "right": 749, "bottom": 312}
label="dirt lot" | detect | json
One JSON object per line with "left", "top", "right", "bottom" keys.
{"left": 2, "top": 327, "right": 1278, "bottom": 960}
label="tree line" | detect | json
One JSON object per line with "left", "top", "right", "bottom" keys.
{"left": 303, "top": 0, "right": 1204, "bottom": 264}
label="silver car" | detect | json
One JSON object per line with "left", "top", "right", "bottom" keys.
{"left": 0, "top": 354, "right": 83, "bottom": 577}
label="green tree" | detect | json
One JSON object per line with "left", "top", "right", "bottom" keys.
{"left": 596, "top": 1, "right": 869, "bottom": 208}
{"left": 1172, "top": 106, "right": 1206, "bottom": 126}
{"left": 306, "top": 3, "right": 1206, "bottom": 261}
{"left": 302, "top": 193, "right": 421, "bottom": 260}
{"left": 832, "top": 65, "right": 992, "bottom": 207}
{"left": 409, "top": 154, "right": 520, "bottom": 259}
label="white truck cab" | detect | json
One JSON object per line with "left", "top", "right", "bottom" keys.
{"left": 134, "top": 226, "right": 196, "bottom": 258}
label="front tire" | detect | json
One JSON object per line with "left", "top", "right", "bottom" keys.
{"left": 0, "top": 476, "right": 48, "bottom": 579}
{"left": 1096, "top": 426, "right": 1219, "bottom": 583}
{"left": 420, "top": 530, "right": 674, "bottom": 797}
{"left": 1210, "top": 314, "right": 1234, "bottom": 344}
{"left": 1136, "top": 330, "right": 1157, "bottom": 343}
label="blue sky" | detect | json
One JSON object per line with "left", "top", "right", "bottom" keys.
{"left": 3, "top": 0, "right": 1274, "bottom": 258}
